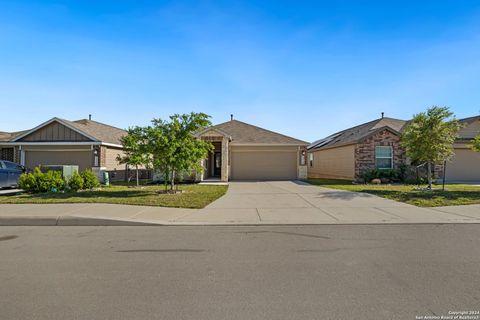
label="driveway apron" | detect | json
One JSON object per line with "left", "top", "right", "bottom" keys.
{"left": 185, "top": 181, "right": 475, "bottom": 224}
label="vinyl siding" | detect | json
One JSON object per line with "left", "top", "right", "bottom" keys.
{"left": 308, "top": 144, "right": 355, "bottom": 180}
{"left": 19, "top": 121, "right": 92, "bottom": 142}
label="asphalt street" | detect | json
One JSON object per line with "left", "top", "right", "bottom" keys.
{"left": 1, "top": 225, "right": 479, "bottom": 320}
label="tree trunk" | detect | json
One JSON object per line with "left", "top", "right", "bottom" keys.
{"left": 170, "top": 169, "right": 175, "bottom": 191}
{"left": 427, "top": 161, "right": 432, "bottom": 190}
{"left": 135, "top": 165, "right": 139, "bottom": 188}
{"left": 164, "top": 170, "right": 169, "bottom": 192}
{"left": 442, "top": 160, "right": 446, "bottom": 191}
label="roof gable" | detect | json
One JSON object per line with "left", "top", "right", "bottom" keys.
{"left": 9, "top": 117, "right": 126, "bottom": 145}
{"left": 308, "top": 117, "right": 408, "bottom": 151}
{"left": 13, "top": 118, "right": 96, "bottom": 142}
{"left": 195, "top": 127, "right": 232, "bottom": 140}
{"left": 208, "top": 120, "right": 308, "bottom": 145}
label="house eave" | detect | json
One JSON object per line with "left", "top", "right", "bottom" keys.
{"left": 231, "top": 142, "right": 308, "bottom": 147}
{"left": 308, "top": 142, "right": 357, "bottom": 152}
{"left": 2, "top": 141, "right": 123, "bottom": 148}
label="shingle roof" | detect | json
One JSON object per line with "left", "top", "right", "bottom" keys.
{"left": 0, "top": 130, "right": 28, "bottom": 142}
{"left": 308, "top": 115, "right": 480, "bottom": 151}
{"left": 308, "top": 117, "right": 409, "bottom": 151}
{"left": 66, "top": 119, "right": 126, "bottom": 145}
{"left": 459, "top": 115, "right": 480, "bottom": 124}
{"left": 0, "top": 118, "right": 125, "bottom": 145}
{"left": 207, "top": 120, "right": 309, "bottom": 145}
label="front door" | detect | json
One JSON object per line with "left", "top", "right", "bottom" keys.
{"left": 214, "top": 152, "right": 221, "bottom": 177}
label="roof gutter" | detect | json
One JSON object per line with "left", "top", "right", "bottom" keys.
{"left": 2, "top": 141, "right": 123, "bottom": 148}
{"left": 232, "top": 143, "right": 308, "bottom": 146}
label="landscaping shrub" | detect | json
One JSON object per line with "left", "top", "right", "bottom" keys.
{"left": 18, "top": 171, "right": 38, "bottom": 192}
{"left": 18, "top": 167, "right": 65, "bottom": 193}
{"left": 360, "top": 168, "right": 404, "bottom": 184}
{"left": 68, "top": 171, "right": 84, "bottom": 192}
{"left": 41, "top": 170, "right": 65, "bottom": 192}
{"left": 81, "top": 170, "right": 100, "bottom": 189}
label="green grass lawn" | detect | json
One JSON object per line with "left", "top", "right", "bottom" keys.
{"left": 306, "top": 179, "right": 480, "bottom": 207}
{"left": 0, "top": 184, "right": 228, "bottom": 209}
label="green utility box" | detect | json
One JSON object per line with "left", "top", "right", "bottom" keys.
{"left": 40, "top": 165, "right": 79, "bottom": 181}
{"left": 103, "top": 171, "right": 110, "bottom": 186}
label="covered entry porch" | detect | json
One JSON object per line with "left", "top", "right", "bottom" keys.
{"left": 197, "top": 129, "right": 230, "bottom": 182}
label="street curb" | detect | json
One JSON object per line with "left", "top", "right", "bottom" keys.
{"left": 1, "top": 216, "right": 480, "bottom": 226}
{"left": 0, "top": 216, "right": 59, "bottom": 226}
{"left": 0, "top": 216, "right": 157, "bottom": 226}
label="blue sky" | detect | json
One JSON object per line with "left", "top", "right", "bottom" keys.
{"left": 0, "top": 0, "right": 479, "bottom": 142}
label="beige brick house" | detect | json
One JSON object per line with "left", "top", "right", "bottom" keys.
{"left": 0, "top": 117, "right": 127, "bottom": 181}
{"left": 196, "top": 119, "right": 309, "bottom": 181}
{"left": 307, "top": 115, "right": 480, "bottom": 182}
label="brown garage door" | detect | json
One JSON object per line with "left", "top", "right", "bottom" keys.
{"left": 445, "top": 149, "right": 480, "bottom": 181}
{"left": 231, "top": 148, "right": 297, "bottom": 180}
{"left": 25, "top": 151, "right": 92, "bottom": 171}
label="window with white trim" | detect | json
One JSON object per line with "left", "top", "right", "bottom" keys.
{"left": 375, "top": 146, "right": 393, "bottom": 169}
{"left": 309, "top": 153, "right": 314, "bottom": 167}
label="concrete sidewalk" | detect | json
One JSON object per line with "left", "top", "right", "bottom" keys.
{"left": 0, "top": 203, "right": 479, "bottom": 225}
{"left": 1, "top": 181, "right": 479, "bottom": 225}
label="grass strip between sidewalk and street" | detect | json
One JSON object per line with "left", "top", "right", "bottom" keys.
{"left": 306, "top": 179, "right": 480, "bottom": 207}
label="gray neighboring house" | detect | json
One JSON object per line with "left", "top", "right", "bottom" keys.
{"left": 196, "top": 119, "right": 309, "bottom": 181}
{"left": 0, "top": 117, "right": 127, "bottom": 181}
{"left": 307, "top": 115, "right": 480, "bottom": 182}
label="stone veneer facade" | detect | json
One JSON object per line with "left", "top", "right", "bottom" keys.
{"left": 354, "top": 129, "right": 407, "bottom": 179}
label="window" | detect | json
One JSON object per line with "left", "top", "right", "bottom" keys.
{"left": 375, "top": 146, "right": 393, "bottom": 169}
{"left": 300, "top": 150, "right": 306, "bottom": 166}
{"left": 94, "top": 148, "right": 99, "bottom": 167}
{"left": 309, "top": 153, "right": 314, "bottom": 167}
{"left": 4, "top": 161, "right": 18, "bottom": 169}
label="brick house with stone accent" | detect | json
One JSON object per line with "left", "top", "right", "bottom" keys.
{"left": 307, "top": 115, "right": 480, "bottom": 182}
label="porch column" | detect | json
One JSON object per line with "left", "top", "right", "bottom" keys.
{"left": 221, "top": 138, "right": 229, "bottom": 182}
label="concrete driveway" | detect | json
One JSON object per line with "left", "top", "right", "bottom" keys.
{"left": 174, "top": 181, "right": 480, "bottom": 224}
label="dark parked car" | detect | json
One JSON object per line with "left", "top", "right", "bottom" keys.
{"left": 0, "top": 160, "right": 25, "bottom": 188}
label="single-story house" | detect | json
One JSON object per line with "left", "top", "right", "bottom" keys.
{"left": 307, "top": 115, "right": 480, "bottom": 182}
{"left": 1, "top": 116, "right": 309, "bottom": 183}
{"left": 195, "top": 118, "right": 309, "bottom": 181}
{"left": 0, "top": 117, "right": 128, "bottom": 181}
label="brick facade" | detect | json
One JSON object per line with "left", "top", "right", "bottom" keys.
{"left": 354, "top": 129, "right": 406, "bottom": 179}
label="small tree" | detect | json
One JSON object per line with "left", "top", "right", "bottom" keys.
{"left": 117, "top": 126, "right": 149, "bottom": 187}
{"left": 145, "top": 112, "right": 213, "bottom": 191}
{"left": 472, "top": 135, "right": 480, "bottom": 152}
{"left": 168, "top": 113, "right": 214, "bottom": 190}
{"left": 401, "top": 106, "right": 462, "bottom": 189}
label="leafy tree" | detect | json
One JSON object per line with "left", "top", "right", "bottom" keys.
{"left": 117, "top": 126, "right": 150, "bottom": 187}
{"left": 401, "top": 106, "right": 462, "bottom": 189}
{"left": 472, "top": 135, "right": 480, "bottom": 152}
{"left": 145, "top": 112, "right": 213, "bottom": 191}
